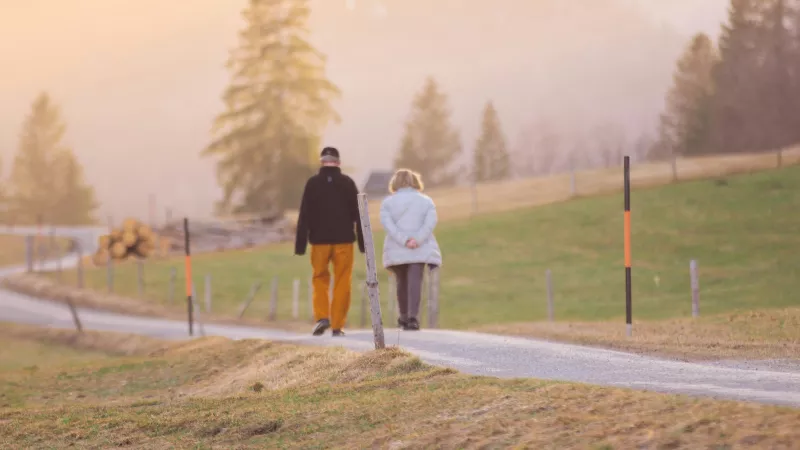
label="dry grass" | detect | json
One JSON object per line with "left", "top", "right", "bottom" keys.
{"left": 0, "top": 325, "right": 798, "bottom": 449}
{"left": 0, "top": 235, "right": 73, "bottom": 268}
{"left": 478, "top": 307, "right": 800, "bottom": 361}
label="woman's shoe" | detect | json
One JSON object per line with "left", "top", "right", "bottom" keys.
{"left": 397, "top": 317, "right": 409, "bottom": 329}
{"left": 405, "top": 318, "right": 420, "bottom": 331}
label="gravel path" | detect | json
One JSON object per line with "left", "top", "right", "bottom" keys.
{"left": 1, "top": 227, "right": 799, "bottom": 408}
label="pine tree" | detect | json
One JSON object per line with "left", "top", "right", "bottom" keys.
{"left": 50, "top": 152, "right": 99, "bottom": 225}
{"left": 709, "top": 0, "right": 769, "bottom": 153}
{"left": 9, "top": 93, "right": 98, "bottom": 225}
{"left": 654, "top": 33, "right": 718, "bottom": 159}
{"left": 394, "top": 76, "right": 462, "bottom": 188}
{"left": 204, "top": 0, "right": 340, "bottom": 215}
{"left": 472, "top": 101, "right": 510, "bottom": 182}
{"left": 757, "top": 0, "right": 800, "bottom": 149}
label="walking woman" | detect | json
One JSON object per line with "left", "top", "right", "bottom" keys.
{"left": 380, "top": 169, "right": 442, "bottom": 330}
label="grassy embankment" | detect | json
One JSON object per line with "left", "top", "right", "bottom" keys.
{"left": 0, "top": 323, "right": 797, "bottom": 449}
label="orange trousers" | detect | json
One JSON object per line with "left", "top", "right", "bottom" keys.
{"left": 310, "top": 243, "right": 354, "bottom": 330}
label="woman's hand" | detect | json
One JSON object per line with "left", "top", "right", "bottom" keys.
{"left": 405, "top": 238, "right": 418, "bottom": 249}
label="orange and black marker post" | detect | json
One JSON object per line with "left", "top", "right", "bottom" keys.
{"left": 623, "top": 156, "right": 632, "bottom": 336}
{"left": 183, "top": 217, "right": 193, "bottom": 336}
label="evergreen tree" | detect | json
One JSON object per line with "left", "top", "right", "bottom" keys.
{"left": 709, "top": 0, "right": 770, "bottom": 153}
{"left": 50, "top": 152, "right": 99, "bottom": 225}
{"left": 472, "top": 101, "right": 510, "bottom": 182}
{"left": 654, "top": 33, "right": 718, "bottom": 159}
{"left": 394, "top": 76, "right": 462, "bottom": 188}
{"left": 10, "top": 93, "right": 98, "bottom": 225}
{"left": 757, "top": 0, "right": 800, "bottom": 149}
{"left": 205, "top": 0, "right": 340, "bottom": 215}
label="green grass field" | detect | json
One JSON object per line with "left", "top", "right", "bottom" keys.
{"left": 51, "top": 165, "right": 800, "bottom": 329}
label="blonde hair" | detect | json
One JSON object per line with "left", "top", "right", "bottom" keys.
{"left": 389, "top": 168, "right": 424, "bottom": 193}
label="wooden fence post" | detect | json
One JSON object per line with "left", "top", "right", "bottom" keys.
{"left": 268, "top": 276, "right": 279, "bottom": 321}
{"left": 292, "top": 278, "right": 300, "bottom": 319}
{"left": 191, "top": 283, "right": 206, "bottom": 337}
{"left": 204, "top": 274, "right": 212, "bottom": 313}
{"left": 237, "top": 282, "right": 262, "bottom": 318}
{"left": 690, "top": 260, "right": 700, "bottom": 318}
{"left": 106, "top": 216, "right": 114, "bottom": 293}
{"left": 357, "top": 193, "right": 385, "bottom": 349}
{"left": 427, "top": 266, "right": 440, "bottom": 329}
{"left": 25, "top": 235, "right": 33, "bottom": 273}
{"left": 54, "top": 233, "right": 62, "bottom": 281}
{"left": 308, "top": 278, "right": 314, "bottom": 322}
{"left": 168, "top": 267, "right": 176, "bottom": 304}
{"left": 387, "top": 272, "right": 396, "bottom": 323}
{"left": 76, "top": 246, "right": 84, "bottom": 289}
{"left": 136, "top": 259, "right": 145, "bottom": 296}
{"left": 546, "top": 269, "right": 554, "bottom": 321}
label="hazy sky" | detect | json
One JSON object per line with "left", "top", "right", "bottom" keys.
{"left": 0, "top": 0, "right": 728, "bottom": 222}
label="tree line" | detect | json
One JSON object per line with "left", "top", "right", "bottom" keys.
{"left": 206, "top": 0, "right": 800, "bottom": 216}
{"left": 0, "top": 93, "right": 98, "bottom": 226}
{"left": 654, "top": 0, "right": 800, "bottom": 159}
{"left": 205, "top": 0, "right": 510, "bottom": 216}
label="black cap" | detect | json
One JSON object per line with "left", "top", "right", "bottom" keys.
{"left": 320, "top": 146, "right": 340, "bottom": 161}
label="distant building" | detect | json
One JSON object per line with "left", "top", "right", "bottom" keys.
{"left": 361, "top": 170, "right": 393, "bottom": 200}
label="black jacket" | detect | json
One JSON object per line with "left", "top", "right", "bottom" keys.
{"left": 294, "top": 166, "right": 366, "bottom": 255}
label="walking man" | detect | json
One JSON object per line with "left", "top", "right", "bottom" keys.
{"left": 294, "top": 147, "right": 365, "bottom": 336}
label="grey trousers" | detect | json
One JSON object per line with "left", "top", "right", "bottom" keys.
{"left": 391, "top": 263, "right": 425, "bottom": 321}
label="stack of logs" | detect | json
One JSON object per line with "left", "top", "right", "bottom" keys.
{"left": 93, "top": 218, "right": 160, "bottom": 266}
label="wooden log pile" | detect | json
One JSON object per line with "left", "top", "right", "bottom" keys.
{"left": 93, "top": 218, "right": 160, "bottom": 266}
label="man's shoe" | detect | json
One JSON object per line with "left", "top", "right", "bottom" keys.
{"left": 405, "top": 318, "right": 420, "bottom": 331}
{"left": 332, "top": 329, "right": 345, "bottom": 337}
{"left": 397, "top": 317, "right": 409, "bottom": 329}
{"left": 312, "top": 319, "right": 330, "bottom": 336}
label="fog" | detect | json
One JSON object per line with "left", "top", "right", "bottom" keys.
{"left": 0, "top": 0, "right": 728, "bottom": 222}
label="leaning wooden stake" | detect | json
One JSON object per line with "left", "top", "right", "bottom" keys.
{"left": 237, "top": 282, "right": 262, "bottom": 318}
{"left": 65, "top": 298, "right": 83, "bottom": 333}
{"left": 357, "top": 193, "right": 385, "bottom": 349}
